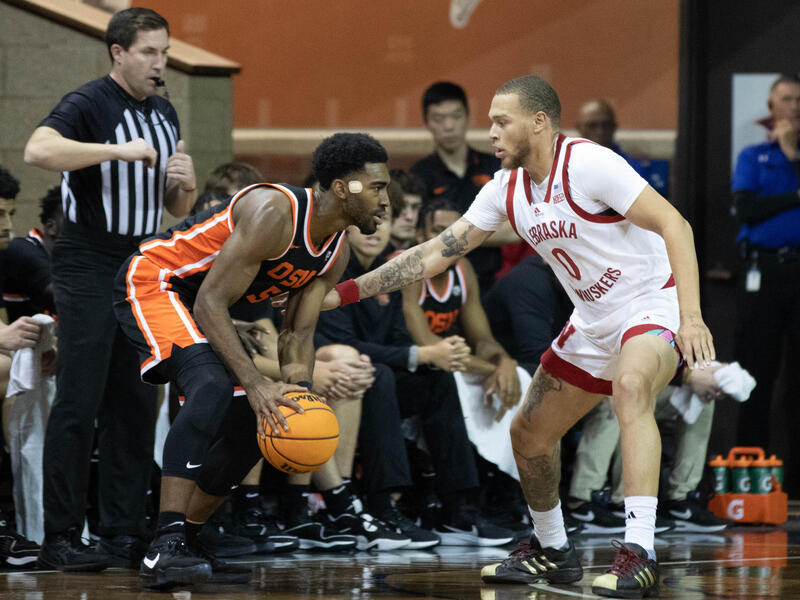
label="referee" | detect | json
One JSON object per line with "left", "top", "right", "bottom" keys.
{"left": 24, "top": 8, "right": 196, "bottom": 570}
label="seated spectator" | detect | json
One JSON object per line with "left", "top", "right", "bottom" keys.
{"left": 384, "top": 169, "right": 426, "bottom": 254}
{"left": 203, "top": 161, "right": 264, "bottom": 194}
{"left": 0, "top": 167, "right": 48, "bottom": 566}
{"left": 576, "top": 99, "right": 669, "bottom": 197}
{"left": 568, "top": 362, "right": 753, "bottom": 534}
{"left": 316, "top": 212, "right": 514, "bottom": 546}
{"left": 401, "top": 198, "right": 531, "bottom": 536}
{"left": 411, "top": 81, "right": 505, "bottom": 295}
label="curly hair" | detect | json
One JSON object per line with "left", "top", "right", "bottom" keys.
{"left": 311, "top": 133, "right": 388, "bottom": 190}
{"left": 0, "top": 165, "right": 20, "bottom": 200}
{"left": 39, "top": 186, "right": 62, "bottom": 223}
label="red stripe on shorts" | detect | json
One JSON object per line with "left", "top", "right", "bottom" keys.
{"left": 540, "top": 347, "right": 612, "bottom": 395}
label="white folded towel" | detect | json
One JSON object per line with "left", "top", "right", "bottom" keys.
{"left": 713, "top": 361, "right": 756, "bottom": 402}
{"left": 7, "top": 314, "right": 55, "bottom": 397}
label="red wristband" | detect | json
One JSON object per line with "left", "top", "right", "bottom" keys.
{"left": 335, "top": 279, "right": 360, "bottom": 306}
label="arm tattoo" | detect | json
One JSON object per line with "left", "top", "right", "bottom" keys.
{"left": 522, "top": 370, "right": 562, "bottom": 421}
{"left": 440, "top": 222, "right": 475, "bottom": 258}
{"left": 360, "top": 247, "right": 426, "bottom": 297}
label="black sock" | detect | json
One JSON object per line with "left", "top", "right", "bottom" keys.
{"left": 156, "top": 511, "right": 186, "bottom": 536}
{"left": 235, "top": 485, "right": 261, "bottom": 512}
{"left": 322, "top": 483, "right": 353, "bottom": 516}
{"left": 185, "top": 520, "right": 203, "bottom": 550}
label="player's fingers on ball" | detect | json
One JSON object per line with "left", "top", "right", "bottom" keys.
{"left": 280, "top": 397, "right": 304, "bottom": 413}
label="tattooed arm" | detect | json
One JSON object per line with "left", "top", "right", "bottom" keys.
{"left": 323, "top": 217, "right": 492, "bottom": 309}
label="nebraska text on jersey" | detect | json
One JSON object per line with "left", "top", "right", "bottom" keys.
{"left": 527, "top": 220, "right": 577, "bottom": 246}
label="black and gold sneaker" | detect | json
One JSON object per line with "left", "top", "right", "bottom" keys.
{"left": 480, "top": 535, "right": 582, "bottom": 584}
{"left": 592, "top": 540, "right": 659, "bottom": 598}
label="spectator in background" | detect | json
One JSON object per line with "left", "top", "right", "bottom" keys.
{"left": 412, "top": 82, "right": 505, "bottom": 294}
{"left": 204, "top": 162, "right": 264, "bottom": 195}
{"left": 576, "top": 99, "right": 669, "bottom": 198}
{"left": 0, "top": 168, "right": 50, "bottom": 568}
{"left": 385, "top": 169, "right": 426, "bottom": 254}
{"left": 731, "top": 74, "right": 800, "bottom": 477}
{"left": 316, "top": 213, "right": 514, "bottom": 547}
{"left": 0, "top": 166, "right": 43, "bottom": 354}
{"left": 23, "top": 7, "right": 196, "bottom": 571}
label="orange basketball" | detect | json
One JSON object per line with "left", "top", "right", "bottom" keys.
{"left": 257, "top": 391, "right": 339, "bottom": 474}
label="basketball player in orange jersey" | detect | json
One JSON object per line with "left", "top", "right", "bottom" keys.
{"left": 113, "top": 133, "right": 390, "bottom": 590}
{"left": 324, "top": 77, "right": 714, "bottom": 599}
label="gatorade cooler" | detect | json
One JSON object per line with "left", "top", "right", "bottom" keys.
{"left": 708, "top": 447, "right": 787, "bottom": 525}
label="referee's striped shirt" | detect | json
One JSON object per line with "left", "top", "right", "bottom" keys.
{"left": 40, "top": 75, "right": 181, "bottom": 238}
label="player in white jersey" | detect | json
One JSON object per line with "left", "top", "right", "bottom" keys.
{"left": 324, "top": 75, "right": 714, "bottom": 599}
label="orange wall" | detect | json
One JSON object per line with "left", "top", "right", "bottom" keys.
{"left": 137, "top": 0, "right": 679, "bottom": 130}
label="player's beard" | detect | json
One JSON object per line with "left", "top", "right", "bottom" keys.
{"left": 344, "top": 197, "right": 377, "bottom": 235}
{"left": 505, "top": 137, "right": 532, "bottom": 170}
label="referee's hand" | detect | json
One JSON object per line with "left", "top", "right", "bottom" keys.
{"left": 118, "top": 138, "right": 157, "bottom": 168}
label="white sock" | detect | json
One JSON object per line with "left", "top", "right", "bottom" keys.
{"left": 529, "top": 501, "right": 568, "bottom": 550}
{"left": 623, "top": 495, "right": 657, "bottom": 553}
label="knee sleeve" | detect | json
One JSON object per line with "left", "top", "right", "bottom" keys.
{"left": 161, "top": 346, "right": 235, "bottom": 479}
{"left": 195, "top": 397, "right": 263, "bottom": 496}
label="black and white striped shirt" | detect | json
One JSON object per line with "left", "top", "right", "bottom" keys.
{"left": 40, "top": 75, "right": 180, "bottom": 237}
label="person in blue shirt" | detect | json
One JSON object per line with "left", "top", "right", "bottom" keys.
{"left": 575, "top": 99, "right": 669, "bottom": 198}
{"left": 730, "top": 73, "right": 800, "bottom": 466}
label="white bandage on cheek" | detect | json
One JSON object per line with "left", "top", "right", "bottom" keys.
{"left": 348, "top": 180, "right": 363, "bottom": 194}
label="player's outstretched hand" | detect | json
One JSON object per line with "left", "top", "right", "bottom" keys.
{"left": 675, "top": 312, "right": 715, "bottom": 370}
{"left": 250, "top": 380, "right": 309, "bottom": 436}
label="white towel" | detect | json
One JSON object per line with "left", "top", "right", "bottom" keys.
{"left": 453, "top": 366, "right": 532, "bottom": 481}
{"left": 7, "top": 314, "right": 55, "bottom": 397}
{"left": 5, "top": 313, "right": 56, "bottom": 543}
{"left": 713, "top": 361, "right": 756, "bottom": 402}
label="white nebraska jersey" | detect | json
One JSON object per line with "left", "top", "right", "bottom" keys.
{"left": 464, "top": 134, "right": 675, "bottom": 328}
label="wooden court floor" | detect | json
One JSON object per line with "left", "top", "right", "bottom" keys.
{"left": 1, "top": 527, "right": 798, "bottom": 599}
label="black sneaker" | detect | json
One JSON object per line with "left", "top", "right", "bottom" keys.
{"left": 0, "top": 520, "right": 39, "bottom": 568}
{"left": 195, "top": 523, "right": 257, "bottom": 558}
{"left": 326, "top": 508, "right": 411, "bottom": 552}
{"left": 140, "top": 533, "right": 212, "bottom": 590}
{"left": 662, "top": 493, "right": 731, "bottom": 533}
{"left": 283, "top": 508, "right": 357, "bottom": 551}
{"left": 229, "top": 507, "right": 299, "bottom": 554}
{"left": 434, "top": 505, "right": 515, "bottom": 546}
{"left": 564, "top": 513, "right": 585, "bottom": 535}
{"left": 592, "top": 540, "right": 659, "bottom": 598}
{"left": 37, "top": 528, "right": 108, "bottom": 572}
{"left": 376, "top": 506, "right": 440, "bottom": 550}
{"left": 96, "top": 534, "right": 148, "bottom": 569}
{"left": 568, "top": 498, "right": 626, "bottom": 534}
{"left": 481, "top": 535, "right": 583, "bottom": 584}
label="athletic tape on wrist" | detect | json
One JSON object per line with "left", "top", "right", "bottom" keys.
{"left": 335, "top": 279, "right": 360, "bottom": 306}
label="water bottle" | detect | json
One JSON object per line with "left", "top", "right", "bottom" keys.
{"left": 768, "top": 455, "right": 784, "bottom": 490}
{"left": 730, "top": 457, "right": 752, "bottom": 494}
{"left": 750, "top": 456, "right": 772, "bottom": 494}
{"left": 709, "top": 455, "right": 729, "bottom": 494}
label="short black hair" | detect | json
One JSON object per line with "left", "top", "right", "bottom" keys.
{"left": 0, "top": 165, "right": 20, "bottom": 200}
{"left": 190, "top": 187, "right": 229, "bottom": 216}
{"left": 205, "top": 161, "right": 263, "bottom": 193}
{"left": 496, "top": 75, "right": 561, "bottom": 128}
{"left": 39, "top": 186, "right": 62, "bottom": 223}
{"left": 105, "top": 8, "right": 169, "bottom": 61}
{"left": 311, "top": 133, "right": 388, "bottom": 191}
{"left": 417, "top": 197, "right": 460, "bottom": 230}
{"left": 422, "top": 81, "right": 468, "bottom": 118}
{"left": 389, "top": 168, "right": 427, "bottom": 199}
{"left": 770, "top": 73, "right": 800, "bottom": 92}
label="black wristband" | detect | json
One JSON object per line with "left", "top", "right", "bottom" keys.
{"left": 296, "top": 380, "right": 313, "bottom": 393}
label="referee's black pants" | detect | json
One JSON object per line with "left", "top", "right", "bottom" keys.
{"left": 44, "top": 230, "right": 157, "bottom": 539}
{"left": 357, "top": 363, "right": 479, "bottom": 497}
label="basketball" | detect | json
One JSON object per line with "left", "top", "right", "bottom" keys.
{"left": 257, "top": 391, "right": 339, "bottom": 474}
